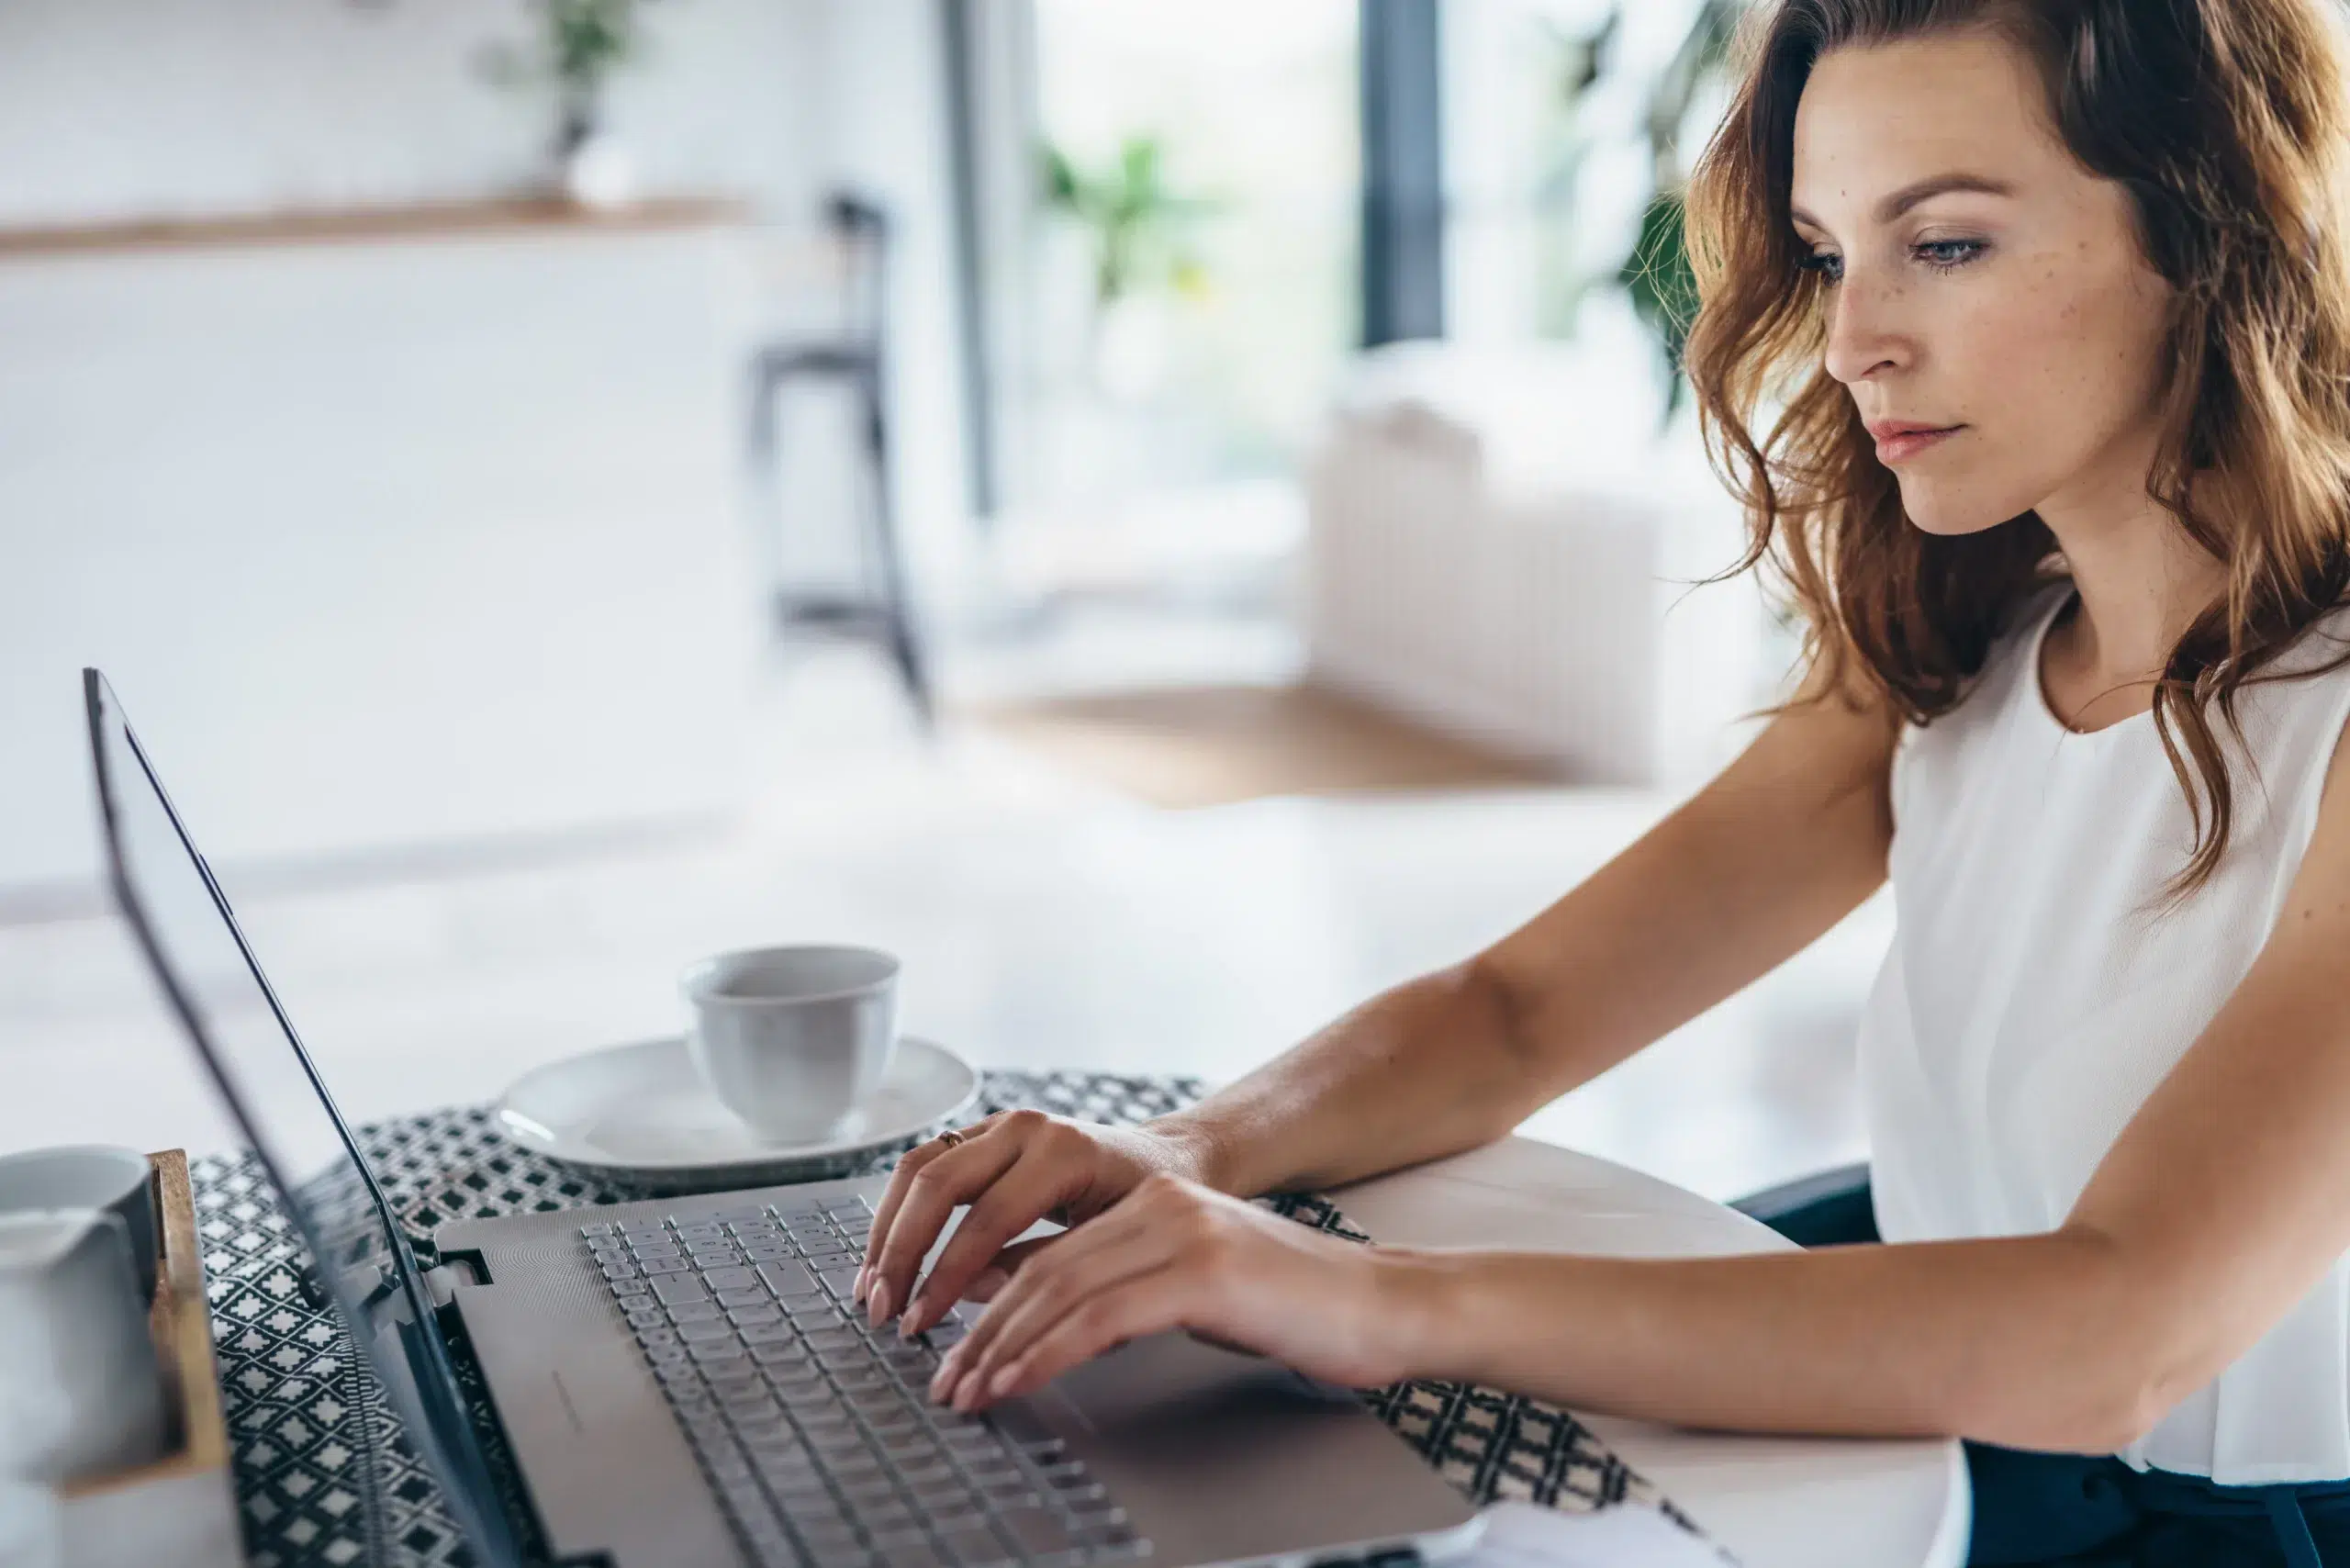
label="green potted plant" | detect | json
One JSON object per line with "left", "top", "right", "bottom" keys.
{"left": 1039, "top": 133, "right": 1215, "bottom": 400}
{"left": 479, "top": 0, "right": 665, "bottom": 207}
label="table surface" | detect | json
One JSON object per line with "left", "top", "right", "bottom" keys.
{"left": 1329, "top": 1137, "right": 1970, "bottom": 1568}
{"left": 188, "top": 1071, "right": 1962, "bottom": 1567}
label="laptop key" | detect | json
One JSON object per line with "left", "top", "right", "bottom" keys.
{"left": 985, "top": 1399, "right": 1056, "bottom": 1447}
{"left": 816, "top": 1266, "right": 865, "bottom": 1298}
{"left": 938, "top": 1524, "right": 1015, "bottom": 1568}
{"left": 758, "top": 1260, "right": 818, "bottom": 1296}
{"left": 699, "top": 1264, "right": 759, "bottom": 1290}
{"left": 1064, "top": 1506, "right": 1131, "bottom": 1539}
{"left": 992, "top": 1505, "right": 1079, "bottom": 1556}
{"left": 797, "top": 1521, "right": 861, "bottom": 1552}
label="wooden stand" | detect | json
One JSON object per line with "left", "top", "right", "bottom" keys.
{"left": 57, "top": 1149, "right": 240, "bottom": 1568}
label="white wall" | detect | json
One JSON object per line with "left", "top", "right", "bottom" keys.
{"left": 0, "top": 0, "right": 980, "bottom": 899}
{"left": 0, "top": 0, "right": 829, "bottom": 223}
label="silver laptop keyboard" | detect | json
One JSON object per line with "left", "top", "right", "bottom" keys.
{"left": 583, "top": 1194, "right": 1151, "bottom": 1568}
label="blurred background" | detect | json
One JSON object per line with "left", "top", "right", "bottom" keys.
{"left": 0, "top": 0, "right": 1887, "bottom": 1201}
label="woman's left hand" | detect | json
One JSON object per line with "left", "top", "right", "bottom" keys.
{"left": 923, "top": 1171, "right": 1424, "bottom": 1412}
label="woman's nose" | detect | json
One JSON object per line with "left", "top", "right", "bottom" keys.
{"left": 1821, "top": 272, "right": 1912, "bottom": 386}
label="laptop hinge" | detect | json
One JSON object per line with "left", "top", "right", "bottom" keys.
{"left": 421, "top": 1260, "right": 482, "bottom": 1308}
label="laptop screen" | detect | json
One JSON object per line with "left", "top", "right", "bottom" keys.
{"left": 83, "top": 669, "right": 520, "bottom": 1565}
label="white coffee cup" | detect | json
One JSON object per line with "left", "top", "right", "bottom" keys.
{"left": 680, "top": 946, "right": 901, "bottom": 1142}
{"left": 0, "top": 1209, "right": 168, "bottom": 1486}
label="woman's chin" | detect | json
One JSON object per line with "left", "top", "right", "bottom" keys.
{"left": 1899, "top": 487, "right": 2033, "bottom": 539}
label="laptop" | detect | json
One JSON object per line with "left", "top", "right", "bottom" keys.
{"left": 83, "top": 669, "right": 1488, "bottom": 1568}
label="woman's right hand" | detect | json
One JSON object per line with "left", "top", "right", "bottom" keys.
{"left": 854, "top": 1108, "right": 1215, "bottom": 1339}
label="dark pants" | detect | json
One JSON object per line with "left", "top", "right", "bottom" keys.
{"left": 1744, "top": 1174, "right": 2350, "bottom": 1566}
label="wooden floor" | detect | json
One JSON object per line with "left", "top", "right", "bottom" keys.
{"left": 964, "top": 682, "right": 1556, "bottom": 809}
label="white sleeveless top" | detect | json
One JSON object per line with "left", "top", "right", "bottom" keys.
{"left": 1858, "top": 578, "right": 2350, "bottom": 1484}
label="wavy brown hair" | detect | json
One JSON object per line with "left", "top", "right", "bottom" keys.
{"left": 1683, "top": 0, "right": 2350, "bottom": 904}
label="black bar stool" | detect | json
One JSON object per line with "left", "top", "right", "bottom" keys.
{"left": 745, "top": 191, "right": 934, "bottom": 727}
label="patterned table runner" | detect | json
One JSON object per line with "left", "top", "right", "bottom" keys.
{"left": 191, "top": 1070, "right": 1723, "bottom": 1566}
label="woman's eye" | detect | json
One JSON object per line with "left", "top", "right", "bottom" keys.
{"left": 1794, "top": 240, "right": 1983, "bottom": 286}
{"left": 1916, "top": 238, "right": 1986, "bottom": 270}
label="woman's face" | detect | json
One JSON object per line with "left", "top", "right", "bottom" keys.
{"left": 1789, "top": 29, "right": 2177, "bottom": 535}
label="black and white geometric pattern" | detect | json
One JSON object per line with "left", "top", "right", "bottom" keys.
{"left": 191, "top": 1070, "right": 1728, "bottom": 1566}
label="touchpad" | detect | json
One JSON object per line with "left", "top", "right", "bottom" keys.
{"left": 1040, "top": 1331, "right": 1476, "bottom": 1563}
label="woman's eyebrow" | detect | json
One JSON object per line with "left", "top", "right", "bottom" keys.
{"left": 1788, "top": 171, "right": 2018, "bottom": 231}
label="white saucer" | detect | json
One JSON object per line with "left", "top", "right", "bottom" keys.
{"left": 495, "top": 1035, "right": 981, "bottom": 1192}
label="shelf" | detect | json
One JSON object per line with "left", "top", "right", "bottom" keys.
{"left": 0, "top": 195, "right": 751, "bottom": 261}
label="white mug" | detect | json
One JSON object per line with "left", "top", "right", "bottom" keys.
{"left": 680, "top": 946, "right": 901, "bottom": 1142}
{"left": 0, "top": 1210, "right": 168, "bottom": 1486}
{"left": 0, "top": 1147, "right": 159, "bottom": 1303}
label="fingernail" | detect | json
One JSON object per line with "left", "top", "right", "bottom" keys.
{"left": 931, "top": 1367, "right": 958, "bottom": 1404}
{"left": 956, "top": 1378, "right": 982, "bottom": 1412}
{"left": 900, "top": 1294, "right": 926, "bottom": 1336}
{"left": 988, "top": 1363, "right": 1019, "bottom": 1396}
{"left": 867, "top": 1281, "right": 892, "bottom": 1328}
{"left": 853, "top": 1265, "right": 868, "bottom": 1305}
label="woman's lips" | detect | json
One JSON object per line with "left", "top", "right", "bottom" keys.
{"left": 1875, "top": 425, "right": 1964, "bottom": 464}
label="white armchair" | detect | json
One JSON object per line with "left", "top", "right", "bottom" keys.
{"left": 1304, "top": 340, "right": 1773, "bottom": 790}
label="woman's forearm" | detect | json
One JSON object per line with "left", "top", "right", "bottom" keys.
{"left": 1142, "top": 960, "right": 1534, "bottom": 1200}
{"left": 1378, "top": 1228, "right": 2158, "bottom": 1453}
{"left": 1143, "top": 691, "right": 1898, "bottom": 1206}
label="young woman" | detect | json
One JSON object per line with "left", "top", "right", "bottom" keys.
{"left": 856, "top": 2, "right": 2350, "bottom": 1561}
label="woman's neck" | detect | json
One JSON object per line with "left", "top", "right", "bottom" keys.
{"left": 2034, "top": 467, "right": 2229, "bottom": 689}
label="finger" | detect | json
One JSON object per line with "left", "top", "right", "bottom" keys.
{"left": 961, "top": 1269, "right": 1196, "bottom": 1411}
{"left": 987, "top": 1232, "right": 1065, "bottom": 1277}
{"left": 859, "top": 1114, "right": 1007, "bottom": 1304}
{"left": 859, "top": 1125, "right": 1019, "bottom": 1324}
{"left": 898, "top": 1153, "right": 1077, "bottom": 1336}
{"left": 934, "top": 1221, "right": 1174, "bottom": 1407}
{"left": 859, "top": 1124, "right": 1014, "bottom": 1306}
{"left": 859, "top": 1128, "right": 960, "bottom": 1305}
{"left": 934, "top": 1215, "right": 1139, "bottom": 1403}
{"left": 923, "top": 1231, "right": 1063, "bottom": 1311}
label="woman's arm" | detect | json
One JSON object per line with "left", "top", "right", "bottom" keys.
{"left": 1365, "top": 710, "right": 2350, "bottom": 1455}
{"left": 1385, "top": 1232, "right": 2138, "bottom": 1451}
{"left": 1147, "top": 666, "right": 1902, "bottom": 1200}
